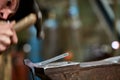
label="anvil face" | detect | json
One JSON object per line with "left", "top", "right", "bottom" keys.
{"left": 24, "top": 56, "right": 120, "bottom": 80}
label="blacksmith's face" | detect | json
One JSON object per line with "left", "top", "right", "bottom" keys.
{"left": 0, "top": 0, "right": 19, "bottom": 20}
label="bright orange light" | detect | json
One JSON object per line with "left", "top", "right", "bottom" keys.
{"left": 64, "top": 51, "right": 73, "bottom": 61}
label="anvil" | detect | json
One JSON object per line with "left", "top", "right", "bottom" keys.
{"left": 24, "top": 54, "right": 120, "bottom": 80}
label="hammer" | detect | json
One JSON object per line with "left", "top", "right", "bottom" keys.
{"left": 14, "top": 13, "right": 37, "bottom": 32}
{"left": 14, "top": 13, "right": 43, "bottom": 39}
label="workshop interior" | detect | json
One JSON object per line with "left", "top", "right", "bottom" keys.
{"left": 0, "top": 0, "right": 120, "bottom": 80}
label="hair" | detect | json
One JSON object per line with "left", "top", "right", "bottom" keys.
{"left": 10, "top": 0, "right": 34, "bottom": 21}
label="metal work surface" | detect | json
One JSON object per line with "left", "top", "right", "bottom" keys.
{"left": 24, "top": 56, "right": 120, "bottom": 80}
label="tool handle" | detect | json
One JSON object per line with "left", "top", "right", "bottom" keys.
{"left": 14, "top": 13, "right": 37, "bottom": 32}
